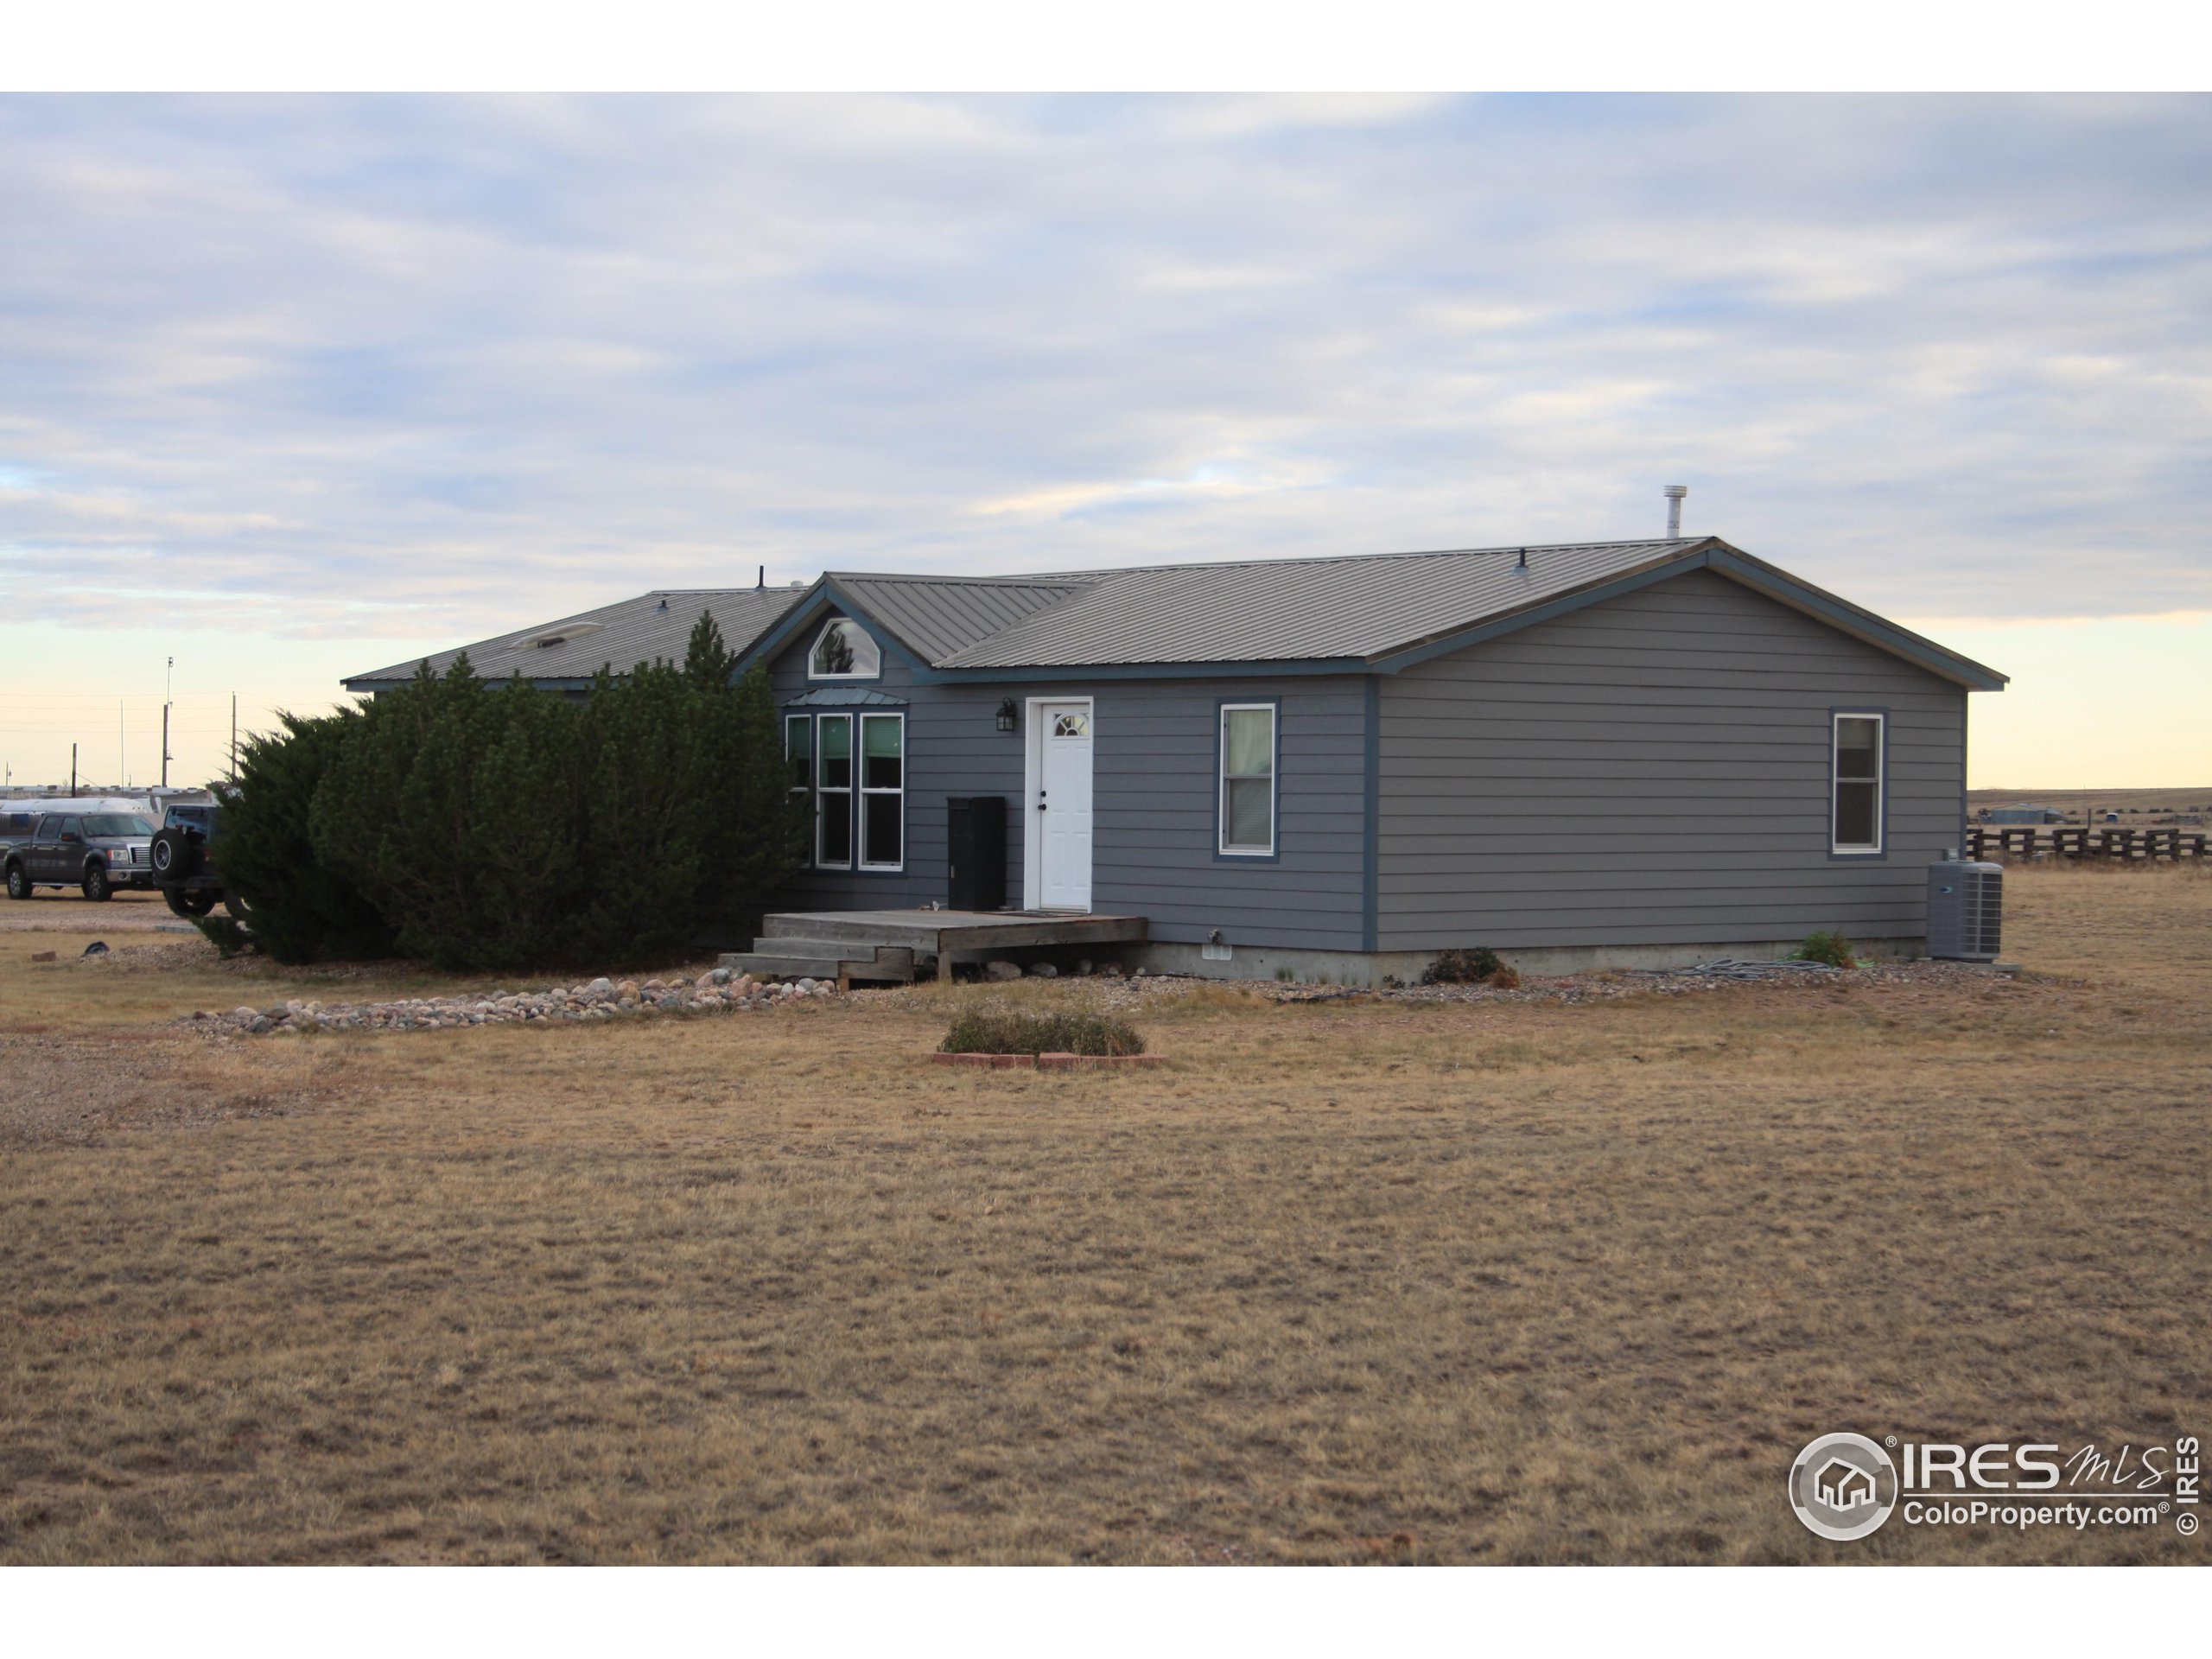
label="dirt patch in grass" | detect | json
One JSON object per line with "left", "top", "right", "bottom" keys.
{"left": 1, "top": 865, "right": 2206, "bottom": 1563}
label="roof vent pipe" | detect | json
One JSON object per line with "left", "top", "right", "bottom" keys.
{"left": 757, "top": 565, "right": 765, "bottom": 589}
{"left": 1663, "top": 484, "right": 1688, "bottom": 538}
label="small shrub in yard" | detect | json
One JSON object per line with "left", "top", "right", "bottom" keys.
{"left": 190, "top": 912, "right": 257, "bottom": 959}
{"left": 940, "top": 1009, "right": 1145, "bottom": 1057}
{"left": 1795, "top": 931, "right": 1858, "bottom": 969}
{"left": 1423, "top": 946, "right": 1507, "bottom": 985}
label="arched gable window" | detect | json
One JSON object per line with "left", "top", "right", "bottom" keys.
{"left": 808, "top": 617, "right": 882, "bottom": 680}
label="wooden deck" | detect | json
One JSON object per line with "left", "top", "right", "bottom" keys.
{"left": 721, "top": 909, "right": 1149, "bottom": 986}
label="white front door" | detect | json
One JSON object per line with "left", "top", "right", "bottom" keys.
{"left": 1034, "top": 699, "right": 1094, "bottom": 911}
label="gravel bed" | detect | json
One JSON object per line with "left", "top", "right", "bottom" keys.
{"left": 1263, "top": 956, "right": 2024, "bottom": 1006}
{"left": 852, "top": 956, "right": 2029, "bottom": 1013}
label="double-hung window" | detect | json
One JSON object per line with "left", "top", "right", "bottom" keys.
{"left": 786, "top": 709, "right": 906, "bottom": 874}
{"left": 859, "top": 713, "right": 904, "bottom": 871}
{"left": 816, "top": 714, "right": 853, "bottom": 868}
{"left": 784, "top": 715, "right": 813, "bottom": 867}
{"left": 1831, "top": 713, "right": 1885, "bottom": 855}
{"left": 1218, "top": 702, "right": 1277, "bottom": 857}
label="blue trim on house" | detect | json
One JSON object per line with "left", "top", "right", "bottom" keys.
{"left": 740, "top": 577, "right": 940, "bottom": 682}
{"left": 911, "top": 656, "right": 1375, "bottom": 685}
{"left": 740, "top": 582, "right": 835, "bottom": 671}
{"left": 344, "top": 675, "right": 602, "bottom": 696}
{"left": 1709, "top": 550, "right": 2007, "bottom": 691}
{"left": 1827, "top": 705, "right": 1891, "bottom": 861}
{"left": 1958, "top": 704, "right": 1970, "bottom": 856}
{"left": 1211, "top": 695, "right": 1284, "bottom": 863}
{"left": 1362, "top": 675, "right": 1379, "bottom": 954}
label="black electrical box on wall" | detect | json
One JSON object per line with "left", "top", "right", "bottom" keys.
{"left": 946, "top": 796, "right": 1007, "bottom": 912}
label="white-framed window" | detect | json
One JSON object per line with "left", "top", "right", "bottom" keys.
{"left": 858, "top": 712, "right": 905, "bottom": 871}
{"left": 1218, "top": 702, "right": 1277, "bottom": 857}
{"left": 816, "top": 713, "right": 853, "bottom": 868}
{"left": 784, "top": 715, "right": 813, "bottom": 867}
{"left": 1831, "top": 712, "right": 1885, "bottom": 854}
{"left": 807, "top": 617, "right": 881, "bottom": 680}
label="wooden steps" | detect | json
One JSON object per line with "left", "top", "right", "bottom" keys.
{"left": 721, "top": 908, "right": 1149, "bottom": 988}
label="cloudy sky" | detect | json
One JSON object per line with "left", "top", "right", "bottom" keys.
{"left": 2, "top": 92, "right": 2208, "bottom": 787}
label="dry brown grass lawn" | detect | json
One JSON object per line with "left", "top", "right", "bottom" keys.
{"left": 3, "top": 868, "right": 2208, "bottom": 1564}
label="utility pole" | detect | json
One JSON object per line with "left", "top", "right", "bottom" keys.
{"left": 162, "top": 656, "right": 174, "bottom": 788}
{"left": 71, "top": 742, "right": 78, "bottom": 794}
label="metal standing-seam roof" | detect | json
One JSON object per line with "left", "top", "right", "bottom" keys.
{"left": 343, "top": 585, "right": 807, "bottom": 689}
{"left": 346, "top": 533, "right": 2006, "bottom": 696}
{"left": 823, "top": 573, "right": 1094, "bottom": 663}
{"left": 923, "top": 539, "right": 1700, "bottom": 668}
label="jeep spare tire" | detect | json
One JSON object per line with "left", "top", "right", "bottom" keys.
{"left": 150, "top": 826, "right": 200, "bottom": 880}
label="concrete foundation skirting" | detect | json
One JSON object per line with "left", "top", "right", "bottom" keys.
{"left": 1121, "top": 936, "right": 1927, "bottom": 987}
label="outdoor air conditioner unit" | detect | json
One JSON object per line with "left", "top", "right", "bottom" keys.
{"left": 1927, "top": 860, "right": 2003, "bottom": 961}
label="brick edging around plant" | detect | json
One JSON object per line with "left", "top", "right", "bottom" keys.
{"left": 931, "top": 1051, "right": 1163, "bottom": 1068}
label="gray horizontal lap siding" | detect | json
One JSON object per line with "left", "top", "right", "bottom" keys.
{"left": 1090, "top": 676, "right": 1365, "bottom": 950}
{"left": 1376, "top": 569, "right": 1967, "bottom": 951}
{"left": 766, "top": 613, "right": 1366, "bottom": 947}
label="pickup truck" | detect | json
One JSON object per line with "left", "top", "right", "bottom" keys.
{"left": 2, "top": 810, "right": 157, "bottom": 901}
{"left": 150, "top": 803, "right": 232, "bottom": 918}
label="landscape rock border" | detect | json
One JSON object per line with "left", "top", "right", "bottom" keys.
{"left": 185, "top": 967, "right": 836, "bottom": 1036}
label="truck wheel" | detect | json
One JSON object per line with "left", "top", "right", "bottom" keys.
{"left": 5, "top": 862, "right": 30, "bottom": 900}
{"left": 164, "top": 887, "right": 219, "bottom": 918}
{"left": 82, "top": 864, "right": 113, "bottom": 902}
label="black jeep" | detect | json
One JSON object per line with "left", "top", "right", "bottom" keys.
{"left": 150, "top": 803, "right": 235, "bottom": 918}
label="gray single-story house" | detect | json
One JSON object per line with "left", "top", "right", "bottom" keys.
{"left": 346, "top": 533, "right": 2005, "bottom": 981}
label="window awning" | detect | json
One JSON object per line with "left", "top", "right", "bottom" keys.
{"left": 781, "top": 687, "right": 909, "bottom": 708}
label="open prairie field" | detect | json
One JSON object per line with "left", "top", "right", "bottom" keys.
{"left": 1968, "top": 785, "right": 2212, "bottom": 823}
{"left": 3, "top": 867, "right": 2208, "bottom": 1565}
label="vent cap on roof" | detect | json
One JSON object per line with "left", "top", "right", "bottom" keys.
{"left": 1663, "top": 485, "right": 1688, "bottom": 537}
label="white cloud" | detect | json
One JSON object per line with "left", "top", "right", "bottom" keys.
{"left": 2, "top": 89, "right": 2209, "bottom": 664}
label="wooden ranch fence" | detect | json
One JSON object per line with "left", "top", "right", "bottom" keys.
{"left": 1965, "top": 825, "right": 2211, "bottom": 862}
